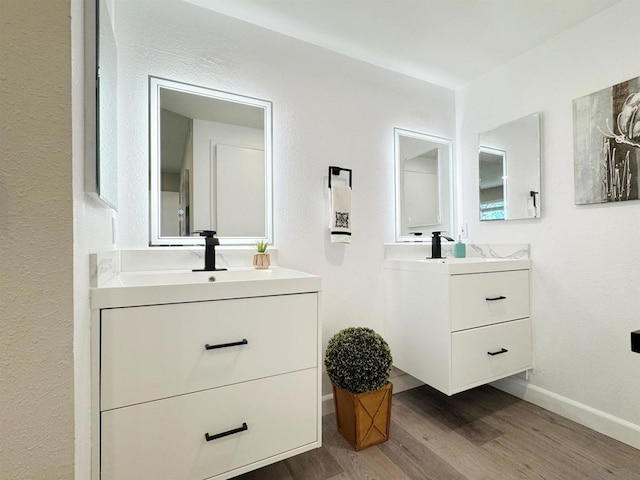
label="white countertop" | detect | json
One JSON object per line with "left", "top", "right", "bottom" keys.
{"left": 384, "top": 257, "right": 531, "bottom": 275}
{"left": 91, "top": 267, "right": 321, "bottom": 309}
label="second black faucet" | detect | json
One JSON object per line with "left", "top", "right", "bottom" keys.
{"left": 430, "top": 231, "right": 454, "bottom": 259}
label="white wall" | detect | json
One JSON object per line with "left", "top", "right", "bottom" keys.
{"left": 457, "top": 0, "right": 640, "bottom": 434}
{"left": 114, "top": 1, "right": 455, "bottom": 396}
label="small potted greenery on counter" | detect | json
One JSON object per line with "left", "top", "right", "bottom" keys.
{"left": 252, "top": 240, "right": 270, "bottom": 269}
{"left": 324, "top": 327, "right": 393, "bottom": 451}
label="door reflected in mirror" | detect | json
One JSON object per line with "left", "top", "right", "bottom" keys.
{"left": 149, "top": 77, "right": 272, "bottom": 246}
{"left": 479, "top": 147, "right": 507, "bottom": 220}
{"left": 394, "top": 129, "right": 454, "bottom": 241}
{"left": 478, "top": 113, "right": 540, "bottom": 221}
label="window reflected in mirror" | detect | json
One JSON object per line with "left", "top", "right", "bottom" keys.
{"left": 149, "top": 77, "right": 272, "bottom": 246}
{"left": 478, "top": 113, "right": 540, "bottom": 221}
{"left": 394, "top": 129, "right": 453, "bottom": 241}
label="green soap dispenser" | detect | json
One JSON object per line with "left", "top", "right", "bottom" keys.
{"left": 452, "top": 235, "right": 466, "bottom": 258}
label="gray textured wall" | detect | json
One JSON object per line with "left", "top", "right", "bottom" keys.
{"left": 0, "top": 1, "right": 75, "bottom": 478}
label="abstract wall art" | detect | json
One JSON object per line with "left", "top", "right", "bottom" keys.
{"left": 573, "top": 76, "right": 640, "bottom": 205}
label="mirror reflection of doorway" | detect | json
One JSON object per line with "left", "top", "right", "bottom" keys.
{"left": 479, "top": 147, "right": 507, "bottom": 220}
{"left": 180, "top": 170, "right": 190, "bottom": 236}
{"left": 403, "top": 148, "right": 440, "bottom": 227}
{"left": 160, "top": 191, "right": 180, "bottom": 236}
{"left": 213, "top": 144, "right": 265, "bottom": 237}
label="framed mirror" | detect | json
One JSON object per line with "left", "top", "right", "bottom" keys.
{"left": 149, "top": 77, "right": 273, "bottom": 246}
{"left": 394, "top": 128, "right": 454, "bottom": 241}
{"left": 479, "top": 113, "right": 541, "bottom": 221}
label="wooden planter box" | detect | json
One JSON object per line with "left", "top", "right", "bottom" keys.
{"left": 252, "top": 253, "right": 270, "bottom": 269}
{"left": 332, "top": 382, "right": 393, "bottom": 451}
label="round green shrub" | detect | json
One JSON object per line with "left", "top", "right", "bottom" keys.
{"left": 324, "top": 327, "right": 393, "bottom": 394}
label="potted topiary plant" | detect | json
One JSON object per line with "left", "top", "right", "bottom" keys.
{"left": 324, "top": 327, "right": 393, "bottom": 451}
{"left": 252, "top": 240, "right": 270, "bottom": 269}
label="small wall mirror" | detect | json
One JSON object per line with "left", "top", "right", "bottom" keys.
{"left": 149, "top": 77, "right": 273, "bottom": 246}
{"left": 394, "top": 129, "right": 454, "bottom": 241}
{"left": 479, "top": 113, "right": 541, "bottom": 221}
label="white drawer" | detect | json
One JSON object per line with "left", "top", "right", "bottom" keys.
{"left": 101, "top": 368, "right": 318, "bottom": 480}
{"left": 101, "top": 293, "right": 317, "bottom": 410}
{"left": 449, "top": 270, "right": 529, "bottom": 331}
{"left": 451, "top": 318, "right": 532, "bottom": 391}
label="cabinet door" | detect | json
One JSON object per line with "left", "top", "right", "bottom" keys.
{"left": 101, "top": 293, "right": 317, "bottom": 410}
{"left": 101, "top": 369, "right": 318, "bottom": 480}
{"left": 449, "top": 270, "right": 529, "bottom": 331}
{"left": 451, "top": 318, "right": 532, "bottom": 392}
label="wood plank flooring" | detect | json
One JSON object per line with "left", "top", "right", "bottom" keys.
{"left": 235, "top": 384, "right": 640, "bottom": 480}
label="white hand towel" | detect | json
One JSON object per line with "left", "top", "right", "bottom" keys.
{"left": 330, "top": 185, "right": 352, "bottom": 243}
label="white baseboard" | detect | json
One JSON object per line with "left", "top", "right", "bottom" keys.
{"left": 321, "top": 394, "right": 334, "bottom": 416}
{"left": 491, "top": 376, "right": 640, "bottom": 451}
{"left": 322, "top": 373, "right": 424, "bottom": 416}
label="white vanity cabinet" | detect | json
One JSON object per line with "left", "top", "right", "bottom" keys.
{"left": 91, "top": 268, "right": 321, "bottom": 480}
{"left": 383, "top": 258, "right": 532, "bottom": 395}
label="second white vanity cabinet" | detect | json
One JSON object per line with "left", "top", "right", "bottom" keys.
{"left": 384, "top": 258, "right": 532, "bottom": 395}
{"left": 92, "top": 268, "right": 321, "bottom": 480}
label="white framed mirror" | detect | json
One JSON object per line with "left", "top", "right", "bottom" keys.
{"left": 149, "top": 77, "right": 273, "bottom": 246}
{"left": 394, "top": 128, "right": 454, "bottom": 242}
{"left": 479, "top": 112, "right": 541, "bottom": 221}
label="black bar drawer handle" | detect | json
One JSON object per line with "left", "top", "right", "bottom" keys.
{"left": 487, "top": 348, "right": 509, "bottom": 356}
{"left": 205, "top": 422, "right": 248, "bottom": 442}
{"left": 205, "top": 339, "right": 248, "bottom": 350}
{"left": 485, "top": 295, "right": 507, "bottom": 301}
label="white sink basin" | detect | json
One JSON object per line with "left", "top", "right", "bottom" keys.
{"left": 384, "top": 256, "right": 530, "bottom": 274}
{"left": 92, "top": 267, "right": 321, "bottom": 308}
{"left": 106, "top": 267, "right": 299, "bottom": 287}
{"left": 421, "top": 257, "right": 511, "bottom": 264}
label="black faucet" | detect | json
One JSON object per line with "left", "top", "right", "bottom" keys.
{"left": 193, "top": 230, "right": 227, "bottom": 272}
{"left": 430, "top": 231, "right": 454, "bottom": 259}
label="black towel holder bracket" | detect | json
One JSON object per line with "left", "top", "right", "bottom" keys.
{"left": 328, "top": 166, "right": 352, "bottom": 188}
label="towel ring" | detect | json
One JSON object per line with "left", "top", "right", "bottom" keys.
{"left": 328, "top": 166, "right": 352, "bottom": 188}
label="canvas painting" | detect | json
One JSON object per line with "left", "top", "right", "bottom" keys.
{"left": 573, "top": 76, "right": 640, "bottom": 205}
